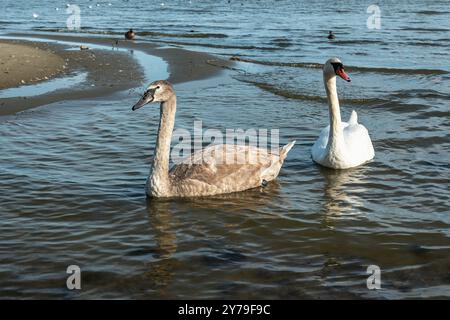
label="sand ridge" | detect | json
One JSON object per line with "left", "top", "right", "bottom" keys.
{"left": 0, "top": 38, "right": 145, "bottom": 116}
{"left": 0, "top": 42, "right": 66, "bottom": 89}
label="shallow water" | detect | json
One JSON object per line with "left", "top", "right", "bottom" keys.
{"left": 1, "top": 0, "right": 450, "bottom": 299}
{"left": 0, "top": 72, "right": 88, "bottom": 98}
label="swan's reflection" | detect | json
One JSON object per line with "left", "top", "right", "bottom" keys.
{"left": 142, "top": 182, "right": 281, "bottom": 290}
{"left": 147, "top": 198, "right": 177, "bottom": 258}
{"left": 176, "top": 180, "right": 282, "bottom": 213}
{"left": 140, "top": 198, "right": 177, "bottom": 291}
{"left": 318, "top": 166, "right": 369, "bottom": 228}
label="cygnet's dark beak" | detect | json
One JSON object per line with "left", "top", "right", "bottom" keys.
{"left": 132, "top": 89, "right": 155, "bottom": 111}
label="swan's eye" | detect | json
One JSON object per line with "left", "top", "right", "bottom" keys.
{"left": 156, "top": 86, "right": 160, "bottom": 90}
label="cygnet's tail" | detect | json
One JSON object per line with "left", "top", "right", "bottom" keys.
{"left": 279, "top": 140, "right": 296, "bottom": 162}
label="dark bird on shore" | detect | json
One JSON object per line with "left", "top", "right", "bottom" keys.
{"left": 125, "top": 29, "right": 135, "bottom": 40}
{"left": 327, "top": 31, "right": 335, "bottom": 40}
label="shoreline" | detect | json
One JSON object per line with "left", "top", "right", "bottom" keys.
{"left": 0, "top": 33, "right": 231, "bottom": 116}
{"left": 0, "top": 42, "right": 66, "bottom": 89}
{"left": 0, "top": 38, "right": 145, "bottom": 116}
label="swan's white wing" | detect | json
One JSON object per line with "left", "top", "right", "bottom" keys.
{"left": 312, "top": 123, "right": 349, "bottom": 161}
{"left": 343, "top": 122, "right": 375, "bottom": 164}
{"left": 312, "top": 125, "right": 330, "bottom": 151}
{"left": 312, "top": 110, "right": 374, "bottom": 168}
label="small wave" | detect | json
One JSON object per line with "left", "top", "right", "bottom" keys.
{"left": 406, "top": 41, "right": 448, "bottom": 48}
{"left": 236, "top": 78, "right": 385, "bottom": 105}
{"left": 379, "top": 135, "right": 449, "bottom": 149}
{"left": 31, "top": 27, "right": 277, "bottom": 50}
{"left": 356, "top": 67, "right": 448, "bottom": 75}
{"left": 227, "top": 56, "right": 322, "bottom": 68}
{"left": 152, "top": 39, "right": 281, "bottom": 51}
{"left": 392, "top": 89, "right": 450, "bottom": 100}
{"left": 32, "top": 27, "right": 228, "bottom": 39}
{"left": 375, "top": 101, "right": 429, "bottom": 113}
{"left": 0, "top": 21, "right": 20, "bottom": 25}
{"left": 412, "top": 110, "right": 450, "bottom": 119}
{"left": 270, "top": 38, "right": 293, "bottom": 48}
{"left": 333, "top": 39, "right": 386, "bottom": 45}
{"left": 227, "top": 57, "right": 449, "bottom": 75}
{"left": 398, "top": 27, "right": 450, "bottom": 32}
{"left": 139, "top": 31, "right": 228, "bottom": 39}
{"left": 32, "top": 27, "right": 112, "bottom": 34}
{"left": 415, "top": 10, "right": 450, "bottom": 15}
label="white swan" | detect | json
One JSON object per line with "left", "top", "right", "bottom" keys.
{"left": 132, "top": 80, "right": 295, "bottom": 198}
{"left": 312, "top": 58, "right": 375, "bottom": 169}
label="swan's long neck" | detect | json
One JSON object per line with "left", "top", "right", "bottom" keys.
{"left": 324, "top": 75, "right": 344, "bottom": 152}
{"left": 150, "top": 95, "right": 176, "bottom": 190}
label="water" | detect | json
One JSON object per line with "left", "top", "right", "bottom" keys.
{"left": 0, "top": 72, "right": 88, "bottom": 98}
{"left": 1, "top": 0, "right": 450, "bottom": 299}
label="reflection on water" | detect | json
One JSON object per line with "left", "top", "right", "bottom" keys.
{"left": 139, "top": 184, "right": 282, "bottom": 297}
{"left": 0, "top": 69, "right": 449, "bottom": 298}
{"left": 0, "top": 72, "right": 88, "bottom": 98}
{"left": 176, "top": 181, "right": 281, "bottom": 212}
{"left": 147, "top": 199, "right": 177, "bottom": 259}
{"left": 319, "top": 166, "right": 369, "bottom": 229}
{"left": 1, "top": 0, "right": 450, "bottom": 299}
{"left": 140, "top": 199, "right": 177, "bottom": 292}
{"left": 0, "top": 71, "right": 449, "bottom": 298}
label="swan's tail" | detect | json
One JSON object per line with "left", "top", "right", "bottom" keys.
{"left": 348, "top": 110, "right": 358, "bottom": 125}
{"left": 279, "top": 140, "right": 296, "bottom": 162}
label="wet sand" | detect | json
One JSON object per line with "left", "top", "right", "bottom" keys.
{"left": 0, "top": 34, "right": 231, "bottom": 116}
{"left": 0, "top": 42, "right": 66, "bottom": 89}
{"left": 0, "top": 38, "right": 145, "bottom": 116}
{"left": 9, "top": 33, "right": 231, "bottom": 84}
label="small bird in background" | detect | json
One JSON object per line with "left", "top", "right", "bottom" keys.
{"left": 125, "top": 29, "right": 136, "bottom": 40}
{"left": 327, "top": 31, "right": 335, "bottom": 40}
{"left": 112, "top": 39, "right": 119, "bottom": 50}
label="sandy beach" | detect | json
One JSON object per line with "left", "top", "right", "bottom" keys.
{"left": 0, "top": 42, "right": 66, "bottom": 89}
{"left": 0, "top": 34, "right": 230, "bottom": 116}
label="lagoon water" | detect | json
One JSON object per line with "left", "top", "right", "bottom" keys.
{"left": 0, "top": 0, "right": 450, "bottom": 298}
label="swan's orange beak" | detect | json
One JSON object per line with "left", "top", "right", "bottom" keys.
{"left": 336, "top": 68, "right": 351, "bottom": 82}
